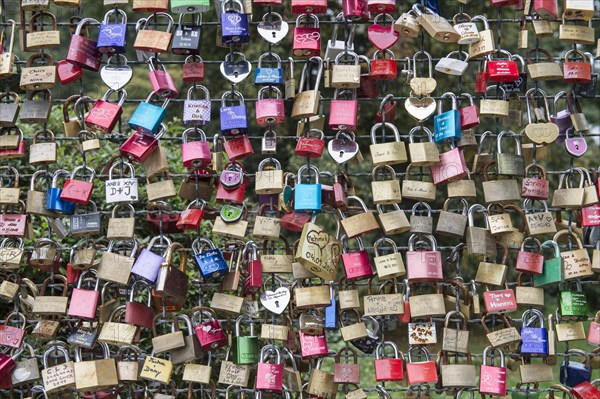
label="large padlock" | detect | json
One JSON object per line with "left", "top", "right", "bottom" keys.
{"left": 488, "top": 50, "right": 520, "bottom": 82}
{"left": 469, "top": 15, "right": 496, "bottom": 58}
{"left": 98, "top": 9, "right": 127, "bottom": 54}
{"left": 20, "top": 53, "right": 57, "bottom": 91}
{"left": 176, "top": 199, "right": 206, "bottom": 230}
{"left": 329, "top": 89, "right": 358, "bottom": 131}
{"left": 559, "top": 16, "right": 595, "bottom": 45}
{"left": 191, "top": 307, "right": 227, "bottom": 353}
{"left": 26, "top": 11, "right": 60, "bottom": 50}
{"left": 370, "top": 122, "right": 407, "bottom": 166}
{"left": 526, "top": 47, "right": 563, "bottom": 81}
{"left": 41, "top": 346, "right": 76, "bottom": 393}
{"left": 0, "top": 92, "right": 20, "bottom": 127}
{"left": 430, "top": 142, "right": 468, "bottom": 185}
{"left": 480, "top": 346, "right": 507, "bottom": 396}
{"left": 521, "top": 309, "right": 549, "bottom": 357}
{"left": 134, "top": 12, "right": 174, "bottom": 53}
{"left": 560, "top": 349, "right": 592, "bottom": 387}
{"left": 46, "top": 169, "right": 76, "bottom": 215}
{"left": 183, "top": 55, "right": 205, "bottom": 82}
{"left": 405, "top": 347, "right": 438, "bottom": 385}
{"left": 294, "top": 165, "right": 322, "bottom": 212}
{"left": 412, "top": 4, "right": 460, "bottom": 42}
{"left": 452, "top": 12, "right": 480, "bottom": 44}
{"left": 20, "top": 90, "right": 52, "bottom": 124}
{"left": 371, "top": 49, "right": 397, "bottom": 80}
{"left": 480, "top": 85, "right": 509, "bottom": 118}
{"left": 181, "top": 128, "right": 211, "bottom": 168}
{"left": 66, "top": 18, "right": 102, "bottom": 71}
{"left": 341, "top": 236, "right": 373, "bottom": 281}
{"left": 232, "top": 315, "right": 260, "bottom": 364}
{"left": 563, "top": 49, "right": 592, "bottom": 84}
{"left": 124, "top": 280, "right": 155, "bottom": 328}
{"left": 496, "top": 131, "right": 525, "bottom": 177}
{"left": 105, "top": 160, "right": 139, "bottom": 204}
{"left": 129, "top": 92, "right": 170, "bottom": 135}
{"left": 292, "top": 57, "right": 323, "bottom": 119}
{"left": 256, "top": 345, "right": 284, "bottom": 392}
{"left": 67, "top": 269, "right": 100, "bottom": 320}
{"left": 374, "top": 341, "right": 404, "bottom": 381}
{"left": 516, "top": 236, "right": 544, "bottom": 275}
{"left": 172, "top": 13, "right": 202, "bottom": 55}
{"left": 435, "top": 50, "right": 470, "bottom": 76}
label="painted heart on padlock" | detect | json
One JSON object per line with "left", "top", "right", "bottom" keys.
{"left": 257, "top": 20, "right": 289, "bottom": 44}
{"left": 57, "top": 60, "right": 83, "bottom": 84}
{"left": 367, "top": 24, "right": 399, "bottom": 50}
{"left": 404, "top": 97, "right": 436, "bottom": 122}
{"left": 260, "top": 287, "right": 291, "bottom": 314}
{"left": 100, "top": 64, "right": 133, "bottom": 91}
{"left": 328, "top": 138, "right": 359, "bottom": 164}
{"left": 220, "top": 60, "right": 252, "bottom": 84}
{"left": 524, "top": 123, "right": 559, "bottom": 145}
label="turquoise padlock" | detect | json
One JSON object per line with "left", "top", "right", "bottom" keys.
{"left": 294, "top": 164, "right": 322, "bottom": 212}
{"left": 128, "top": 91, "right": 170, "bottom": 135}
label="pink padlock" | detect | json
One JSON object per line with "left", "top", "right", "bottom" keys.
{"left": 293, "top": 14, "right": 321, "bottom": 57}
{"left": 329, "top": 89, "right": 358, "bottom": 131}
{"left": 67, "top": 269, "right": 100, "bottom": 320}
{"left": 406, "top": 234, "right": 443, "bottom": 282}
{"left": 85, "top": 89, "right": 126, "bottom": 134}
{"left": 367, "top": 0, "right": 395, "bottom": 13}
{"left": 181, "top": 127, "right": 211, "bottom": 168}
{"left": 479, "top": 347, "right": 507, "bottom": 396}
{"left": 430, "top": 143, "right": 468, "bottom": 185}
{"left": 256, "top": 346, "right": 284, "bottom": 392}
{"left": 256, "top": 87, "right": 285, "bottom": 126}
{"left": 291, "top": 0, "right": 327, "bottom": 14}
{"left": 342, "top": 236, "right": 374, "bottom": 281}
{"left": 299, "top": 330, "right": 329, "bottom": 358}
{"left": 343, "top": 0, "right": 370, "bottom": 21}
{"left": 191, "top": 307, "right": 228, "bottom": 351}
{"left": 148, "top": 57, "right": 179, "bottom": 99}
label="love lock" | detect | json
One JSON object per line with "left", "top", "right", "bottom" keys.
{"left": 328, "top": 131, "right": 359, "bottom": 165}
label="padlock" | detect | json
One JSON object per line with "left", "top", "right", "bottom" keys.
{"left": 555, "top": 230, "right": 593, "bottom": 281}
{"left": 520, "top": 308, "right": 549, "bottom": 356}
{"left": 563, "top": 49, "right": 592, "bottom": 84}
{"left": 293, "top": 14, "right": 321, "bottom": 57}
{"left": 255, "top": 52, "right": 284, "bottom": 85}
{"left": 129, "top": 92, "right": 170, "bottom": 135}
{"left": 329, "top": 90, "right": 358, "bottom": 131}
{"left": 394, "top": 9, "right": 421, "bottom": 38}
{"left": 220, "top": 91, "right": 248, "bottom": 136}
{"left": 171, "top": 0, "right": 210, "bottom": 12}
{"left": 306, "top": 357, "right": 337, "bottom": 398}
{"left": 292, "top": 57, "right": 323, "bottom": 119}
{"left": 155, "top": 242, "right": 189, "bottom": 306}
{"left": 26, "top": 11, "right": 60, "bottom": 50}
{"left": 469, "top": 15, "right": 496, "bottom": 58}
{"left": 20, "top": 53, "right": 57, "bottom": 91}
{"left": 123, "top": 280, "right": 154, "bottom": 329}
{"left": 433, "top": 92, "right": 461, "bottom": 142}
{"left": 255, "top": 158, "right": 284, "bottom": 196}
{"left": 256, "top": 87, "right": 285, "bottom": 125}
{"left": 406, "top": 126, "right": 439, "bottom": 166}
{"left": 66, "top": 18, "right": 102, "bottom": 71}
{"left": 515, "top": 236, "right": 544, "bottom": 275}
{"left": 151, "top": 312, "right": 186, "bottom": 354}
{"left": 98, "top": 9, "right": 127, "bottom": 54}
{"left": 483, "top": 284, "right": 517, "bottom": 314}
{"left": 411, "top": 4, "right": 460, "bottom": 42}
{"left": 567, "top": 93, "right": 590, "bottom": 133}
{"left": 46, "top": 169, "right": 76, "bottom": 215}
{"left": 261, "top": 130, "right": 278, "bottom": 154}
{"left": 435, "top": 50, "right": 470, "bottom": 76}
{"left": 0, "top": 312, "right": 26, "bottom": 349}
{"left": 192, "top": 238, "right": 229, "bottom": 281}
{"left": 20, "top": 89, "right": 52, "bottom": 124}
{"left": 331, "top": 51, "right": 360, "bottom": 88}
{"left": 333, "top": 347, "right": 360, "bottom": 384}
{"left": 480, "top": 85, "right": 509, "bottom": 117}
{"left": 134, "top": 13, "right": 174, "bottom": 53}
{"left": 0, "top": 129, "right": 24, "bottom": 161}
{"left": 172, "top": 13, "right": 202, "bottom": 55}
{"left": 85, "top": 89, "right": 127, "bottom": 134}
{"left": 147, "top": 57, "right": 179, "bottom": 99}
{"left": 41, "top": 346, "right": 75, "bottom": 393}
{"left": 291, "top": 0, "right": 327, "bottom": 14}
{"left": 532, "top": 240, "right": 563, "bottom": 287}
{"left": 521, "top": 164, "right": 550, "bottom": 200}
{"left": 131, "top": 236, "right": 171, "bottom": 284}
{"left": 220, "top": 0, "right": 250, "bottom": 43}
{"left": 436, "top": 198, "right": 469, "bottom": 238}
{"left": 458, "top": 92, "right": 480, "bottom": 129}
{"left": 176, "top": 200, "right": 206, "bottom": 231}
{"left": 60, "top": 165, "right": 95, "bottom": 205}
{"left": 324, "top": 283, "right": 338, "bottom": 329}
{"left": 0, "top": 165, "right": 19, "bottom": 206}
{"left": 559, "top": 16, "right": 595, "bottom": 45}
{"left": 495, "top": 131, "right": 525, "bottom": 177}
{"left": 216, "top": 161, "right": 247, "bottom": 203}
{"left": 405, "top": 347, "right": 438, "bottom": 385}
{"left": 70, "top": 201, "right": 101, "bottom": 236}
{"left": 480, "top": 346, "right": 507, "bottom": 396}
{"left": 105, "top": 160, "right": 139, "bottom": 204}
{"left": 294, "top": 165, "right": 322, "bottom": 212}
{"left": 340, "top": 236, "right": 373, "bottom": 281}
{"left": 139, "top": 351, "right": 173, "bottom": 384}
{"left": 0, "top": 92, "right": 20, "bottom": 127}
{"left": 431, "top": 141, "right": 468, "bottom": 185}
{"left": 486, "top": 51, "right": 520, "bottom": 83}
{"left": 180, "top": 127, "right": 211, "bottom": 168}
{"left": 67, "top": 269, "right": 100, "bottom": 319}
{"left": 242, "top": 241, "right": 263, "bottom": 296}
{"left": 403, "top": 167, "right": 436, "bottom": 202}
{"left": 183, "top": 55, "right": 205, "bottom": 82}
{"left": 452, "top": 12, "right": 480, "bottom": 44}
{"left": 256, "top": 345, "right": 284, "bottom": 392}
{"left": 9, "top": 343, "right": 40, "bottom": 387}
{"left": 560, "top": 349, "right": 592, "bottom": 387}
{"left": 526, "top": 47, "right": 563, "bottom": 80}
{"left": 324, "top": 14, "right": 355, "bottom": 60}
{"left": 476, "top": 242, "right": 509, "bottom": 288}
{"left": 369, "top": 49, "right": 397, "bottom": 81}
{"left": 374, "top": 341, "right": 404, "bottom": 381}
{"left": 296, "top": 128, "right": 325, "bottom": 158}
{"left": 97, "top": 239, "right": 137, "bottom": 285}
{"left": 371, "top": 164, "right": 401, "bottom": 205}
{"left": 232, "top": 315, "right": 259, "bottom": 364}
{"left": 406, "top": 234, "right": 443, "bottom": 281}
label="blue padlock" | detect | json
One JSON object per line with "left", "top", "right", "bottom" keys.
{"left": 255, "top": 52, "right": 284, "bottom": 85}
{"left": 129, "top": 92, "right": 170, "bottom": 135}
{"left": 193, "top": 238, "right": 229, "bottom": 281}
{"left": 294, "top": 165, "right": 322, "bottom": 212}
{"left": 433, "top": 92, "right": 461, "bottom": 143}
{"left": 97, "top": 9, "right": 127, "bottom": 54}
{"left": 324, "top": 282, "right": 337, "bottom": 329}
{"left": 520, "top": 309, "right": 548, "bottom": 357}
{"left": 220, "top": 91, "right": 248, "bottom": 136}
{"left": 560, "top": 349, "right": 592, "bottom": 387}
{"left": 46, "top": 169, "right": 76, "bottom": 215}
{"left": 220, "top": 0, "right": 249, "bottom": 44}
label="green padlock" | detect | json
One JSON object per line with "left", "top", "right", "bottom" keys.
{"left": 511, "top": 382, "right": 541, "bottom": 399}
{"left": 232, "top": 314, "right": 259, "bottom": 365}
{"left": 171, "top": 0, "right": 211, "bottom": 13}
{"left": 559, "top": 281, "right": 588, "bottom": 321}
{"left": 534, "top": 240, "right": 563, "bottom": 287}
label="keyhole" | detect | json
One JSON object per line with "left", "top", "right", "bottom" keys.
{"left": 275, "top": 301, "right": 279, "bottom": 307}
{"left": 339, "top": 150, "right": 345, "bottom": 157}
{"left": 575, "top": 143, "right": 579, "bottom": 150}
{"left": 272, "top": 31, "right": 277, "bottom": 38}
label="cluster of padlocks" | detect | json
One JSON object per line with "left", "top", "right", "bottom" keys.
{"left": 0, "top": 0, "right": 599, "bottom": 397}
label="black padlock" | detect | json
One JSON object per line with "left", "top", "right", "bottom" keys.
{"left": 70, "top": 200, "right": 101, "bottom": 237}
{"left": 171, "top": 13, "right": 202, "bottom": 55}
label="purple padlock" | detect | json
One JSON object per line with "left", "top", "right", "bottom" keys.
{"left": 97, "top": 9, "right": 128, "bottom": 54}
{"left": 220, "top": 91, "right": 248, "bottom": 136}
{"left": 564, "top": 128, "right": 587, "bottom": 158}
{"left": 130, "top": 236, "right": 171, "bottom": 283}
{"left": 551, "top": 92, "right": 572, "bottom": 143}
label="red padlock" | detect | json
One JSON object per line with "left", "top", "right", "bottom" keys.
{"left": 483, "top": 287, "right": 517, "bottom": 313}
{"left": 181, "top": 128, "right": 211, "bottom": 168}
{"left": 571, "top": 382, "right": 600, "bottom": 399}
{"left": 533, "top": 0, "right": 558, "bottom": 20}
{"left": 405, "top": 347, "right": 438, "bottom": 385}
{"left": 299, "top": 331, "right": 329, "bottom": 358}
{"left": 479, "top": 347, "right": 507, "bottom": 396}
{"left": 334, "top": 347, "right": 360, "bottom": 384}
{"left": 125, "top": 281, "right": 155, "bottom": 328}
{"left": 66, "top": 262, "right": 82, "bottom": 284}
{"left": 582, "top": 204, "right": 600, "bottom": 227}
{"left": 67, "top": 269, "right": 100, "bottom": 320}
{"left": 183, "top": 55, "right": 205, "bottom": 83}
{"left": 475, "top": 60, "right": 489, "bottom": 94}
{"left": 376, "top": 98, "right": 396, "bottom": 123}
{"left": 563, "top": 49, "right": 592, "bottom": 84}
{"left": 216, "top": 161, "right": 248, "bottom": 204}
{"left": 358, "top": 56, "right": 379, "bottom": 98}
{"left": 374, "top": 341, "right": 404, "bottom": 381}
{"left": 243, "top": 242, "right": 263, "bottom": 296}
{"left": 176, "top": 200, "right": 206, "bottom": 231}
{"left": 333, "top": 172, "right": 352, "bottom": 210}
{"left": 342, "top": 0, "right": 369, "bottom": 21}
{"left": 371, "top": 50, "right": 397, "bottom": 80}
{"left": 293, "top": 14, "right": 321, "bottom": 57}
{"left": 490, "top": 0, "right": 521, "bottom": 6}
{"left": 291, "top": 0, "right": 327, "bottom": 14}
{"left": 521, "top": 164, "right": 550, "bottom": 200}
{"left": 223, "top": 135, "right": 254, "bottom": 161}
{"left": 191, "top": 307, "right": 227, "bottom": 351}
{"left": 296, "top": 129, "right": 325, "bottom": 158}
{"left": 148, "top": 57, "right": 179, "bottom": 98}
{"left": 487, "top": 51, "right": 520, "bottom": 82}
{"left": 406, "top": 234, "right": 443, "bottom": 281}
{"left": 256, "top": 346, "right": 284, "bottom": 392}
{"left": 120, "top": 130, "right": 162, "bottom": 164}
{"left": 256, "top": 87, "right": 286, "bottom": 126}
{"left": 280, "top": 210, "right": 312, "bottom": 232}
{"left": 146, "top": 203, "right": 181, "bottom": 235}
{"left": 0, "top": 312, "right": 26, "bottom": 349}
{"left": 459, "top": 93, "right": 480, "bottom": 129}
{"left": 431, "top": 144, "right": 469, "bottom": 185}
{"left": 342, "top": 237, "right": 374, "bottom": 281}
{"left": 57, "top": 59, "right": 83, "bottom": 84}
{"left": 60, "top": 165, "right": 95, "bottom": 205}
{"left": 515, "top": 237, "right": 544, "bottom": 275}
{"left": 85, "top": 89, "right": 126, "bottom": 134}
{"left": 329, "top": 90, "right": 358, "bottom": 131}
{"left": 66, "top": 18, "right": 102, "bottom": 71}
